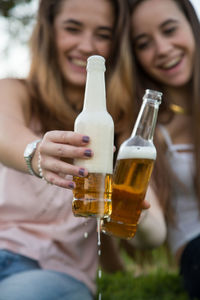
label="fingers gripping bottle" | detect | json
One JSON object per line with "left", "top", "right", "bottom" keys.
{"left": 101, "top": 89, "right": 162, "bottom": 239}
{"left": 72, "top": 55, "right": 114, "bottom": 218}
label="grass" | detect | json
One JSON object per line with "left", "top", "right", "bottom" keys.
{"left": 96, "top": 271, "right": 188, "bottom": 300}
{"left": 96, "top": 244, "right": 189, "bottom": 300}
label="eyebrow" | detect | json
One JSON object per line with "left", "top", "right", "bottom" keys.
{"left": 62, "top": 19, "right": 113, "bottom": 32}
{"left": 133, "top": 18, "right": 179, "bottom": 42}
{"left": 62, "top": 19, "right": 82, "bottom": 26}
{"left": 160, "top": 19, "right": 179, "bottom": 28}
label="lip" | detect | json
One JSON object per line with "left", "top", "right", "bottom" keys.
{"left": 71, "top": 57, "right": 87, "bottom": 67}
{"left": 161, "top": 56, "right": 182, "bottom": 69}
{"left": 67, "top": 56, "right": 88, "bottom": 71}
{"left": 157, "top": 55, "right": 184, "bottom": 75}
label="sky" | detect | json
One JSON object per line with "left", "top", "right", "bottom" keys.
{"left": 191, "top": 0, "right": 200, "bottom": 17}
{"left": 0, "top": 0, "right": 200, "bottom": 79}
{"left": 0, "top": 0, "right": 38, "bottom": 78}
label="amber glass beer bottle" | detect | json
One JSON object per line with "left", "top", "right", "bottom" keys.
{"left": 101, "top": 89, "right": 162, "bottom": 239}
{"left": 72, "top": 55, "right": 114, "bottom": 218}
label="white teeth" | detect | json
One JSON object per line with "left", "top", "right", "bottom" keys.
{"left": 162, "top": 57, "right": 181, "bottom": 69}
{"left": 71, "top": 58, "right": 87, "bottom": 67}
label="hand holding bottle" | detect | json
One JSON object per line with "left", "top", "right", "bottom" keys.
{"left": 33, "top": 130, "right": 93, "bottom": 189}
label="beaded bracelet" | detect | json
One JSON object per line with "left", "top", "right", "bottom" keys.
{"left": 38, "top": 152, "right": 43, "bottom": 179}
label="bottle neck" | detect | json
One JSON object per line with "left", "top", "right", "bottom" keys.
{"left": 83, "top": 70, "right": 107, "bottom": 111}
{"left": 131, "top": 98, "right": 159, "bottom": 141}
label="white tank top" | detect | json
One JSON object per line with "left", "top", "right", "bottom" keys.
{"left": 159, "top": 126, "right": 200, "bottom": 254}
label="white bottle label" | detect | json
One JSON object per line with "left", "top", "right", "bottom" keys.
{"left": 74, "top": 111, "right": 114, "bottom": 174}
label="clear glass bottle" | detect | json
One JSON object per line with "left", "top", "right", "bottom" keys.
{"left": 72, "top": 55, "right": 114, "bottom": 218}
{"left": 101, "top": 89, "right": 162, "bottom": 239}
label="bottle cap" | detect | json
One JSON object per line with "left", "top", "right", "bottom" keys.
{"left": 87, "top": 55, "right": 106, "bottom": 72}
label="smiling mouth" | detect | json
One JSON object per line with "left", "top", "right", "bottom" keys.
{"left": 161, "top": 56, "right": 182, "bottom": 70}
{"left": 71, "top": 58, "right": 87, "bottom": 67}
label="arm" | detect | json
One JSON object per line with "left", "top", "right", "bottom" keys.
{"left": 0, "top": 78, "right": 92, "bottom": 189}
{"left": 0, "top": 78, "right": 37, "bottom": 171}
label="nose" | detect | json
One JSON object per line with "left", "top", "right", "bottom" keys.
{"left": 78, "top": 33, "right": 96, "bottom": 54}
{"left": 155, "top": 36, "right": 172, "bottom": 56}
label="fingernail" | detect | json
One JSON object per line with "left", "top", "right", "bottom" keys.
{"left": 68, "top": 182, "right": 75, "bottom": 189}
{"left": 82, "top": 136, "right": 90, "bottom": 143}
{"left": 84, "top": 149, "right": 92, "bottom": 157}
{"left": 79, "top": 168, "right": 85, "bottom": 176}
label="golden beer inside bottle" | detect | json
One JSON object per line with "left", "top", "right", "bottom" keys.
{"left": 72, "top": 173, "right": 112, "bottom": 218}
{"left": 101, "top": 158, "right": 154, "bottom": 239}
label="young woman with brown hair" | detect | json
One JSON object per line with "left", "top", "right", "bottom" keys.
{"left": 0, "top": 0, "right": 133, "bottom": 299}
{"left": 127, "top": 0, "right": 200, "bottom": 298}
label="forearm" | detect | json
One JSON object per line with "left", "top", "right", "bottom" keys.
{"left": 0, "top": 79, "right": 39, "bottom": 173}
{"left": 0, "top": 79, "right": 95, "bottom": 189}
{"left": 0, "top": 114, "right": 40, "bottom": 173}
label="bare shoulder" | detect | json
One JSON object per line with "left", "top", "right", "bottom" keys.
{"left": 0, "top": 78, "right": 30, "bottom": 112}
{"left": 0, "top": 78, "right": 29, "bottom": 100}
{"left": 0, "top": 78, "right": 31, "bottom": 124}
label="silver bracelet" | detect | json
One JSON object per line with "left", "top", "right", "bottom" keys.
{"left": 24, "top": 139, "right": 42, "bottom": 178}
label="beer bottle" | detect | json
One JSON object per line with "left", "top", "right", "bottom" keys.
{"left": 101, "top": 89, "right": 162, "bottom": 239}
{"left": 72, "top": 55, "right": 114, "bottom": 218}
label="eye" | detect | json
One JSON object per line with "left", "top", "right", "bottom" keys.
{"left": 97, "top": 32, "right": 112, "bottom": 40}
{"left": 135, "top": 40, "right": 151, "bottom": 51}
{"left": 98, "top": 34, "right": 112, "bottom": 40}
{"left": 163, "top": 26, "right": 177, "bottom": 36}
{"left": 64, "top": 26, "right": 80, "bottom": 33}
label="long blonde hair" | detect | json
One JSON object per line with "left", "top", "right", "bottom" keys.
{"left": 27, "top": 0, "right": 134, "bottom": 139}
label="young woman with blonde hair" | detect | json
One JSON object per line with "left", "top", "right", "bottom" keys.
{"left": 0, "top": 0, "right": 133, "bottom": 299}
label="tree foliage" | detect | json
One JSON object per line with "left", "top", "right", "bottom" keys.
{"left": 0, "top": 0, "right": 33, "bottom": 17}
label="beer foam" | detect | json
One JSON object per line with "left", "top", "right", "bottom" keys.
{"left": 74, "top": 113, "right": 114, "bottom": 173}
{"left": 117, "top": 146, "right": 156, "bottom": 160}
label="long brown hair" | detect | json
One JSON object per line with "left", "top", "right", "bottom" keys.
{"left": 128, "top": 0, "right": 200, "bottom": 218}
{"left": 27, "top": 0, "right": 133, "bottom": 138}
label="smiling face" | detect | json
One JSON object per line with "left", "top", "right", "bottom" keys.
{"left": 53, "top": 0, "right": 114, "bottom": 88}
{"left": 131, "top": 0, "right": 195, "bottom": 89}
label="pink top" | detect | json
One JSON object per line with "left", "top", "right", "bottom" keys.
{"left": 0, "top": 164, "right": 98, "bottom": 293}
